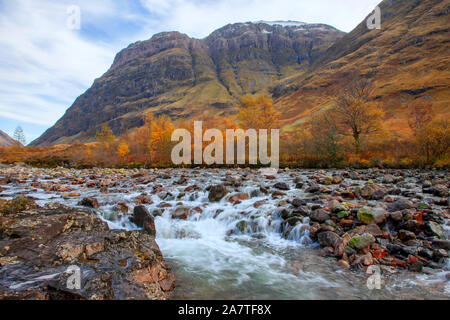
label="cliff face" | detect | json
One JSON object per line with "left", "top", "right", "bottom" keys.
{"left": 31, "top": 22, "right": 344, "bottom": 145}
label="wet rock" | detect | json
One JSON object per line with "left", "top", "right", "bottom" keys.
{"left": 357, "top": 209, "right": 374, "bottom": 224}
{"left": 171, "top": 207, "right": 192, "bottom": 220}
{"left": 426, "top": 221, "right": 444, "bottom": 239}
{"left": 349, "top": 233, "right": 375, "bottom": 250}
{"left": 317, "top": 231, "right": 341, "bottom": 248}
{"left": 130, "top": 206, "right": 156, "bottom": 236}
{"left": 310, "top": 209, "right": 330, "bottom": 223}
{"left": 365, "top": 224, "right": 383, "bottom": 237}
{"left": 389, "top": 211, "right": 403, "bottom": 222}
{"left": 398, "top": 229, "right": 416, "bottom": 241}
{"left": 273, "top": 182, "right": 289, "bottom": 190}
{"left": 408, "top": 261, "right": 423, "bottom": 272}
{"left": 387, "top": 198, "right": 413, "bottom": 212}
{"left": 0, "top": 203, "right": 173, "bottom": 300}
{"left": 360, "top": 183, "right": 385, "bottom": 200}
{"left": 227, "top": 193, "right": 249, "bottom": 203}
{"left": 208, "top": 184, "right": 228, "bottom": 202}
{"left": 78, "top": 197, "right": 99, "bottom": 209}
{"left": 431, "top": 239, "right": 450, "bottom": 250}
{"left": 236, "top": 220, "right": 248, "bottom": 232}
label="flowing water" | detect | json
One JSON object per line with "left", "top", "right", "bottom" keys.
{"left": 1, "top": 167, "right": 449, "bottom": 299}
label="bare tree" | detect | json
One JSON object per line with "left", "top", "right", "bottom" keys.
{"left": 13, "top": 126, "right": 26, "bottom": 146}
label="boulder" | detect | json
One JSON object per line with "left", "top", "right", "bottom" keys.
{"left": 310, "top": 209, "right": 330, "bottom": 223}
{"left": 208, "top": 184, "right": 228, "bottom": 202}
{"left": 78, "top": 197, "right": 100, "bottom": 209}
{"left": 349, "top": 233, "right": 375, "bottom": 250}
{"left": 130, "top": 206, "right": 156, "bottom": 236}
{"left": 387, "top": 199, "right": 413, "bottom": 212}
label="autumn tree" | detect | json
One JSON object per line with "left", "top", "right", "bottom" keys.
{"left": 331, "top": 78, "right": 384, "bottom": 154}
{"left": 422, "top": 119, "right": 449, "bottom": 163}
{"left": 309, "top": 110, "right": 343, "bottom": 164}
{"left": 408, "top": 98, "right": 434, "bottom": 163}
{"left": 237, "top": 95, "right": 280, "bottom": 129}
{"left": 149, "top": 115, "right": 175, "bottom": 163}
{"left": 117, "top": 141, "right": 130, "bottom": 158}
{"left": 96, "top": 124, "right": 115, "bottom": 148}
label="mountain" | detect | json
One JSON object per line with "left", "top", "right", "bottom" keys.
{"left": 273, "top": 0, "right": 450, "bottom": 134}
{"left": 0, "top": 130, "right": 18, "bottom": 147}
{"left": 31, "top": 21, "right": 344, "bottom": 145}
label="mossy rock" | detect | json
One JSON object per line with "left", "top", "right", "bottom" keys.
{"left": 236, "top": 220, "right": 248, "bottom": 232}
{"left": 357, "top": 209, "right": 374, "bottom": 224}
{"left": 337, "top": 211, "right": 349, "bottom": 218}
{"left": 349, "top": 233, "right": 375, "bottom": 250}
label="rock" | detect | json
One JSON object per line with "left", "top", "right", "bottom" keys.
{"left": 426, "top": 221, "right": 444, "bottom": 239}
{"left": 130, "top": 205, "right": 156, "bottom": 236}
{"left": 208, "top": 184, "right": 228, "bottom": 202}
{"left": 337, "top": 260, "right": 349, "bottom": 267}
{"left": 310, "top": 209, "right": 330, "bottom": 223}
{"left": 382, "top": 174, "right": 395, "bottom": 184}
{"left": 349, "top": 233, "right": 375, "bottom": 250}
{"left": 387, "top": 198, "right": 413, "bottom": 212}
{"left": 431, "top": 239, "right": 450, "bottom": 250}
{"left": 227, "top": 193, "right": 249, "bottom": 203}
{"left": 365, "top": 224, "right": 383, "bottom": 237}
{"left": 317, "top": 231, "right": 342, "bottom": 248}
{"left": 431, "top": 184, "right": 448, "bottom": 197}
{"left": 85, "top": 242, "right": 105, "bottom": 258}
{"left": 291, "top": 198, "right": 306, "bottom": 208}
{"left": 171, "top": 207, "right": 192, "bottom": 220}
{"left": 408, "top": 261, "right": 423, "bottom": 272}
{"left": 389, "top": 211, "right": 403, "bottom": 222}
{"left": 273, "top": 182, "right": 290, "bottom": 190}
{"left": 360, "top": 183, "right": 385, "bottom": 200}
{"left": 398, "top": 229, "right": 416, "bottom": 241}
{"left": 236, "top": 220, "right": 248, "bottom": 232}
{"left": 0, "top": 203, "right": 174, "bottom": 299}
{"left": 78, "top": 197, "right": 99, "bottom": 209}
{"left": 285, "top": 216, "right": 302, "bottom": 226}
{"left": 357, "top": 209, "right": 374, "bottom": 224}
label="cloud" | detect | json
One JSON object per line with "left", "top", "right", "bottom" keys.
{"left": 0, "top": 0, "right": 381, "bottom": 143}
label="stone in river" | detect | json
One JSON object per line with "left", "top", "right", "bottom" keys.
{"left": 208, "top": 184, "right": 228, "bottom": 202}
{"left": 130, "top": 205, "right": 156, "bottom": 236}
{"left": 78, "top": 197, "right": 100, "bottom": 209}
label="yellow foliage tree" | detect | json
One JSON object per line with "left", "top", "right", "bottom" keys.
{"left": 237, "top": 95, "right": 280, "bottom": 130}
{"left": 149, "top": 115, "right": 175, "bottom": 162}
{"left": 117, "top": 142, "right": 130, "bottom": 158}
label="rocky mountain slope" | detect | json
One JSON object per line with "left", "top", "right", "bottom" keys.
{"left": 32, "top": 0, "right": 450, "bottom": 146}
{"left": 273, "top": 0, "right": 450, "bottom": 134}
{"left": 31, "top": 21, "right": 344, "bottom": 145}
{"left": 0, "top": 130, "right": 17, "bottom": 147}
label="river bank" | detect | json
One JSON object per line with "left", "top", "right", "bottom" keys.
{"left": 0, "top": 165, "right": 448, "bottom": 299}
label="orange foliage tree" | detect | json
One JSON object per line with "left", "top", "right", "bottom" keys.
{"left": 331, "top": 78, "right": 384, "bottom": 154}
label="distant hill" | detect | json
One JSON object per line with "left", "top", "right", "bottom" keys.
{"left": 0, "top": 130, "right": 18, "bottom": 147}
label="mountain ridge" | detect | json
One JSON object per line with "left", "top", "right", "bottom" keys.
{"left": 31, "top": 21, "right": 345, "bottom": 145}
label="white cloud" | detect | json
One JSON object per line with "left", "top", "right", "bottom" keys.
{"left": 0, "top": 0, "right": 381, "bottom": 142}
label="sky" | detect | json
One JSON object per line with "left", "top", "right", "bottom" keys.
{"left": 0, "top": 0, "right": 381, "bottom": 144}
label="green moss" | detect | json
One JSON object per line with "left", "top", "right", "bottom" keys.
{"left": 337, "top": 211, "right": 349, "bottom": 218}
{"left": 357, "top": 209, "right": 374, "bottom": 224}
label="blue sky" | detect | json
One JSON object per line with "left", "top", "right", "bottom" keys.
{"left": 0, "top": 0, "right": 381, "bottom": 144}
